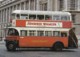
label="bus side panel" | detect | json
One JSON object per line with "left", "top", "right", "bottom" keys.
{"left": 18, "top": 36, "right": 68, "bottom": 48}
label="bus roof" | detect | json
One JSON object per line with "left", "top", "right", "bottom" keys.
{"left": 12, "top": 10, "right": 71, "bottom": 15}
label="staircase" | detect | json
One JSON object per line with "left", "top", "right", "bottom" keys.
{"left": 68, "top": 28, "right": 78, "bottom": 48}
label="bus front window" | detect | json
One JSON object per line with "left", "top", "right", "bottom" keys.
{"left": 8, "top": 29, "right": 19, "bottom": 36}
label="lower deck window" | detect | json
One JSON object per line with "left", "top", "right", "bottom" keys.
{"left": 37, "top": 31, "right": 44, "bottom": 36}
{"left": 53, "top": 31, "right": 60, "bottom": 36}
{"left": 61, "top": 32, "right": 67, "bottom": 37}
{"left": 20, "top": 30, "right": 67, "bottom": 37}
{"left": 29, "top": 30, "right": 36, "bottom": 36}
{"left": 45, "top": 31, "right": 52, "bottom": 36}
{"left": 21, "top": 30, "right": 27, "bottom": 36}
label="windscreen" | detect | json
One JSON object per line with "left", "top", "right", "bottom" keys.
{"left": 7, "top": 28, "right": 19, "bottom": 36}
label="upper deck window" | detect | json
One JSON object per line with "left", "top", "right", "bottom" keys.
{"left": 61, "top": 15, "right": 70, "bottom": 21}
{"left": 53, "top": 15, "right": 60, "bottom": 20}
{"left": 12, "top": 10, "right": 71, "bottom": 21}
{"left": 37, "top": 15, "right": 44, "bottom": 20}
{"left": 16, "top": 14, "right": 20, "bottom": 19}
{"left": 21, "top": 14, "right": 28, "bottom": 19}
{"left": 29, "top": 15, "right": 36, "bottom": 20}
{"left": 45, "top": 15, "right": 52, "bottom": 20}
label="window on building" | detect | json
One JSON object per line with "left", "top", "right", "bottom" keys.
{"left": 17, "top": 4, "right": 20, "bottom": 10}
{"left": 40, "top": 2, "right": 47, "bottom": 11}
{"left": 70, "top": 0, "right": 77, "bottom": 10}
{"left": 21, "top": 2, "right": 24, "bottom": 10}
{"left": 59, "top": 0, "right": 64, "bottom": 11}
{"left": 14, "top": 5, "right": 16, "bottom": 10}
{"left": 72, "top": 14, "right": 75, "bottom": 23}
{"left": 7, "top": 8, "right": 9, "bottom": 22}
{"left": 4, "top": 9, "right": 6, "bottom": 22}
{"left": 26, "top": 0, "right": 29, "bottom": 10}
{"left": 0, "top": 11, "right": 1, "bottom": 21}
{"left": 30, "top": 0, "right": 34, "bottom": 10}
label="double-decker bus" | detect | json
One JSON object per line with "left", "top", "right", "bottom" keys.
{"left": 4, "top": 10, "right": 78, "bottom": 51}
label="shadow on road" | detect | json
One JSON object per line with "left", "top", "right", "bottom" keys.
{"left": 7, "top": 48, "right": 77, "bottom": 53}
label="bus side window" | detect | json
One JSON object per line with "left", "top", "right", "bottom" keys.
{"left": 20, "top": 30, "right": 27, "bottom": 36}
{"left": 21, "top": 14, "right": 28, "bottom": 19}
{"left": 29, "top": 15, "right": 36, "bottom": 20}
{"left": 29, "top": 30, "right": 36, "bottom": 36}
{"left": 53, "top": 31, "right": 60, "bottom": 36}
{"left": 61, "top": 32, "right": 67, "bottom": 37}
{"left": 61, "top": 16, "right": 67, "bottom": 21}
{"left": 45, "top": 15, "right": 52, "bottom": 20}
{"left": 53, "top": 15, "right": 60, "bottom": 20}
{"left": 16, "top": 14, "right": 20, "bottom": 19}
{"left": 37, "top": 15, "right": 44, "bottom": 20}
{"left": 45, "top": 31, "right": 52, "bottom": 36}
{"left": 37, "top": 31, "right": 44, "bottom": 36}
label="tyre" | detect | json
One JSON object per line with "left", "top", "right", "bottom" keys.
{"left": 6, "top": 42, "right": 16, "bottom": 51}
{"left": 53, "top": 43, "right": 63, "bottom": 51}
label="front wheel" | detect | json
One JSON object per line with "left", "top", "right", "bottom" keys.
{"left": 6, "top": 42, "right": 16, "bottom": 51}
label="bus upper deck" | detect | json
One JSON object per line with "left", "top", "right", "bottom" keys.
{"left": 11, "top": 10, "right": 71, "bottom": 21}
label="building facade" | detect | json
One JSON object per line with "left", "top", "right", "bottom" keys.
{"left": 0, "top": 0, "right": 80, "bottom": 38}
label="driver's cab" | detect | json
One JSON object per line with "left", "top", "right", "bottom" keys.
{"left": 5, "top": 28, "right": 19, "bottom": 37}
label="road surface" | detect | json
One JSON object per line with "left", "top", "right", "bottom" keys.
{"left": 0, "top": 44, "right": 80, "bottom": 57}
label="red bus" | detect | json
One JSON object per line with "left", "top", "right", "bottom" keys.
{"left": 4, "top": 10, "right": 78, "bottom": 51}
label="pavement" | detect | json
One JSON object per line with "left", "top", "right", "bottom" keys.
{"left": 77, "top": 35, "right": 80, "bottom": 46}
{"left": 0, "top": 38, "right": 5, "bottom": 44}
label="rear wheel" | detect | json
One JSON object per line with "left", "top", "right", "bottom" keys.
{"left": 53, "top": 43, "right": 63, "bottom": 51}
{"left": 6, "top": 42, "right": 16, "bottom": 51}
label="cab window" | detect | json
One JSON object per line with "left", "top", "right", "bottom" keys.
{"left": 8, "top": 29, "right": 19, "bottom": 36}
